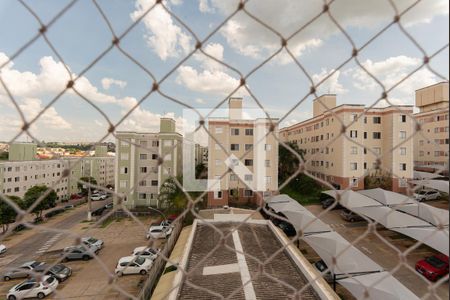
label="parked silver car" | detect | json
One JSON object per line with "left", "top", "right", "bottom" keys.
{"left": 4, "top": 261, "right": 44, "bottom": 281}
{"left": 61, "top": 245, "right": 98, "bottom": 261}
{"left": 81, "top": 237, "right": 104, "bottom": 249}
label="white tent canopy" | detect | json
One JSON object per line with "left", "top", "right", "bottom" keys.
{"left": 358, "top": 188, "right": 416, "bottom": 206}
{"left": 414, "top": 171, "right": 444, "bottom": 180}
{"left": 281, "top": 210, "right": 331, "bottom": 234}
{"left": 338, "top": 271, "right": 420, "bottom": 300}
{"left": 352, "top": 206, "right": 432, "bottom": 229}
{"left": 322, "top": 190, "right": 382, "bottom": 209}
{"left": 304, "top": 232, "right": 383, "bottom": 275}
{"left": 398, "top": 203, "right": 449, "bottom": 226}
{"left": 409, "top": 179, "right": 449, "bottom": 194}
{"left": 392, "top": 227, "right": 449, "bottom": 255}
{"left": 266, "top": 195, "right": 305, "bottom": 213}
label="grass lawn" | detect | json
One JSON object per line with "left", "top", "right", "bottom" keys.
{"left": 280, "top": 186, "right": 323, "bottom": 206}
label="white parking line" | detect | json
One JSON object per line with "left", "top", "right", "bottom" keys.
{"left": 35, "top": 233, "right": 63, "bottom": 254}
{"left": 232, "top": 230, "right": 256, "bottom": 300}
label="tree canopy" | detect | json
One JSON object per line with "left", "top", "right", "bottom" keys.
{"left": 78, "top": 176, "right": 97, "bottom": 195}
{"left": 23, "top": 185, "right": 57, "bottom": 218}
{"left": 0, "top": 195, "right": 23, "bottom": 233}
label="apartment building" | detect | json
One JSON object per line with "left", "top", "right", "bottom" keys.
{"left": 115, "top": 118, "right": 182, "bottom": 209}
{"left": 280, "top": 95, "right": 414, "bottom": 193}
{"left": 413, "top": 82, "right": 449, "bottom": 174}
{"left": 207, "top": 98, "right": 279, "bottom": 207}
{"left": 0, "top": 144, "right": 115, "bottom": 200}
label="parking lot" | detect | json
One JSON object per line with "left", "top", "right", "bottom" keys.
{"left": 304, "top": 201, "right": 449, "bottom": 300}
{"left": 0, "top": 214, "right": 162, "bottom": 300}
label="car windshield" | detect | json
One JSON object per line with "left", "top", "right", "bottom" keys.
{"left": 87, "top": 238, "right": 98, "bottom": 243}
{"left": 425, "top": 256, "right": 446, "bottom": 269}
{"left": 45, "top": 276, "right": 55, "bottom": 284}
{"left": 417, "top": 191, "right": 428, "bottom": 195}
{"left": 135, "top": 257, "right": 146, "bottom": 265}
{"left": 50, "top": 265, "right": 64, "bottom": 273}
{"left": 30, "top": 262, "right": 41, "bottom": 268}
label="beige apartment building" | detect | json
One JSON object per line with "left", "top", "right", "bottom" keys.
{"left": 0, "top": 143, "right": 115, "bottom": 200}
{"left": 280, "top": 95, "right": 414, "bottom": 193}
{"left": 413, "top": 82, "right": 449, "bottom": 174}
{"left": 115, "top": 118, "right": 182, "bottom": 209}
{"left": 207, "top": 98, "right": 279, "bottom": 207}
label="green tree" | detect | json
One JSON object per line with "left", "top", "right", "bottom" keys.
{"left": 195, "top": 163, "right": 207, "bottom": 179}
{"left": 158, "top": 176, "right": 187, "bottom": 212}
{"left": 364, "top": 170, "right": 393, "bottom": 190}
{"left": 23, "top": 186, "right": 57, "bottom": 218}
{"left": 278, "top": 142, "right": 305, "bottom": 183}
{"left": 78, "top": 176, "right": 97, "bottom": 195}
{"left": 0, "top": 195, "right": 23, "bottom": 233}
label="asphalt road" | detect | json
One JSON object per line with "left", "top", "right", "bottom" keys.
{"left": 0, "top": 198, "right": 111, "bottom": 270}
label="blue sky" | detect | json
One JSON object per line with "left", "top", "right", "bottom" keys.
{"left": 0, "top": 0, "right": 448, "bottom": 142}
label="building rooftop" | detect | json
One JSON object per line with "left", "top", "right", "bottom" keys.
{"left": 177, "top": 221, "right": 323, "bottom": 300}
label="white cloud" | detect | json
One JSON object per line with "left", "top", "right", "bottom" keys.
{"left": 19, "top": 97, "right": 71, "bottom": 129}
{"left": 193, "top": 43, "right": 225, "bottom": 71}
{"left": 131, "top": 0, "right": 192, "bottom": 60}
{"left": 101, "top": 78, "right": 127, "bottom": 90}
{"left": 195, "top": 98, "right": 206, "bottom": 104}
{"left": 350, "top": 55, "right": 439, "bottom": 104}
{"left": 210, "top": 0, "right": 448, "bottom": 61}
{"left": 199, "top": 0, "right": 214, "bottom": 13}
{"left": 312, "top": 68, "right": 347, "bottom": 94}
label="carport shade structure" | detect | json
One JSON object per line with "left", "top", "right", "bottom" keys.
{"left": 303, "top": 231, "right": 383, "bottom": 276}
{"left": 409, "top": 179, "right": 449, "bottom": 194}
{"left": 352, "top": 206, "right": 431, "bottom": 229}
{"left": 358, "top": 188, "right": 416, "bottom": 206}
{"left": 413, "top": 171, "right": 444, "bottom": 180}
{"left": 338, "top": 271, "right": 420, "bottom": 300}
{"left": 397, "top": 203, "right": 449, "bottom": 226}
{"left": 392, "top": 226, "right": 449, "bottom": 255}
{"left": 280, "top": 210, "right": 332, "bottom": 234}
{"left": 322, "top": 190, "right": 382, "bottom": 209}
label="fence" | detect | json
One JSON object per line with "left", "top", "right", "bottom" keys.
{"left": 0, "top": 0, "right": 448, "bottom": 300}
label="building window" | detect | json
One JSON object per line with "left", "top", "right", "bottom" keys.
{"left": 373, "top": 116, "right": 381, "bottom": 124}
{"left": 419, "top": 151, "right": 424, "bottom": 157}
{"left": 350, "top": 178, "right": 358, "bottom": 187}
{"left": 214, "top": 191, "right": 222, "bottom": 199}
{"left": 120, "top": 153, "right": 129, "bottom": 160}
{"left": 399, "top": 163, "right": 407, "bottom": 171}
{"left": 230, "top": 144, "right": 240, "bottom": 151}
{"left": 434, "top": 151, "right": 440, "bottom": 157}
{"left": 364, "top": 162, "right": 367, "bottom": 169}
{"left": 152, "top": 154, "right": 158, "bottom": 159}
{"left": 139, "top": 180, "right": 146, "bottom": 187}
{"left": 120, "top": 167, "right": 128, "bottom": 174}
{"left": 152, "top": 141, "right": 159, "bottom": 147}
{"left": 373, "top": 147, "right": 381, "bottom": 155}
{"left": 244, "top": 190, "right": 253, "bottom": 197}
{"left": 401, "top": 115, "right": 407, "bottom": 123}
{"left": 399, "top": 131, "right": 406, "bottom": 139}
{"left": 400, "top": 147, "right": 406, "bottom": 155}
{"left": 230, "top": 174, "right": 238, "bottom": 181}
{"left": 419, "top": 140, "right": 424, "bottom": 146}
{"left": 350, "top": 130, "right": 358, "bottom": 138}
{"left": 119, "top": 180, "right": 127, "bottom": 188}
{"left": 151, "top": 180, "right": 158, "bottom": 186}
{"left": 265, "top": 176, "right": 272, "bottom": 185}
{"left": 350, "top": 162, "right": 358, "bottom": 170}
{"left": 140, "top": 154, "right": 147, "bottom": 160}
{"left": 140, "top": 141, "right": 148, "bottom": 147}
{"left": 373, "top": 132, "right": 381, "bottom": 139}
{"left": 138, "top": 193, "right": 147, "bottom": 200}
{"left": 351, "top": 114, "right": 358, "bottom": 121}
{"left": 231, "top": 128, "right": 240, "bottom": 136}
{"left": 14, "top": 187, "right": 20, "bottom": 192}
{"left": 244, "top": 159, "right": 253, "bottom": 166}
{"left": 140, "top": 167, "right": 147, "bottom": 173}
{"left": 215, "top": 127, "right": 223, "bottom": 134}
{"left": 245, "top": 128, "right": 254, "bottom": 136}
{"left": 265, "top": 160, "right": 270, "bottom": 167}
{"left": 264, "top": 144, "right": 272, "bottom": 151}
{"left": 14, "top": 177, "right": 20, "bottom": 182}
{"left": 245, "top": 144, "right": 253, "bottom": 151}
{"left": 350, "top": 147, "right": 358, "bottom": 155}
{"left": 244, "top": 174, "right": 253, "bottom": 181}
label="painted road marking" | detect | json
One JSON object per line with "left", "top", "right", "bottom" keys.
{"left": 202, "top": 263, "right": 240, "bottom": 276}
{"left": 232, "top": 230, "right": 256, "bottom": 300}
{"left": 36, "top": 233, "right": 63, "bottom": 254}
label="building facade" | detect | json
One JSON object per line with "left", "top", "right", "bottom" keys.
{"left": 115, "top": 118, "right": 182, "bottom": 209}
{"left": 207, "top": 98, "right": 279, "bottom": 207}
{"left": 0, "top": 144, "right": 115, "bottom": 200}
{"left": 413, "top": 82, "right": 449, "bottom": 174}
{"left": 280, "top": 95, "right": 414, "bottom": 193}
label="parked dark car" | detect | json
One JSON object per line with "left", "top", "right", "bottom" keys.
{"left": 277, "top": 222, "right": 296, "bottom": 237}
{"left": 35, "top": 263, "right": 72, "bottom": 282}
{"left": 340, "top": 209, "right": 365, "bottom": 222}
{"left": 104, "top": 203, "right": 113, "bottom": 209}
{"left": 44, "top": 208, "right": 65, "bottom": 218}
{"left": 33, "top": 217, "right": 44, "bottom": 224}
{"left": 13, "top": 224, "right": 27, "bottom": 232}
{"left": 92, "top": 207, "right": 105, "bottom": 216}
{"left": 321, "top": 198, "right": 343, "bottom": 210}
{"left": 416, "top": 254, "right": 449, "bottom": 282}
{"left": 314, "top": 260, "right": 333, "bottom": 283}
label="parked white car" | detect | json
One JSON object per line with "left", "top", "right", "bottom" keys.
{"left": 81, "top": 237, "right": 104, "bottom": 249}
{"left": 413, "top": 190, "right": 441, "bottom": 201}
{"left": 6, "top": 275, "right": 58, "bottom": 300}
{"left": 115, "top": 256, "right": 152, "bottom": 276}
{"left": 90, "top": 194, "right": 106, "bottom": 201}
{"left": 0, "top": 244, "right": 6, "bottom": 254}
{"left": 146, "top": 226, "right": 173, "bottom": 239}
{"left": 132, "top": 247, "right": 159, "bottom": 261}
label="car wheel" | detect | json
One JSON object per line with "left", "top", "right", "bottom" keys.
{"left": 7, "top": 295, "right": 16, "bottom": 300}
{"left": 116, "top": 271, "right": 123, "bottom": 277}
{"left": 37, "top": 292, "right": 45, "bottom": 299}
{"left": 350, "top": 218, "right": 355, "bottom": 223}
{"left": 140, "top": 270, "right": 147, "bottom": 275}
{"left": 82, "top": 255, "right": 90, "bottom": 261}
{"left": 4, "top": 276, "right": 10, "bottom": 281}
